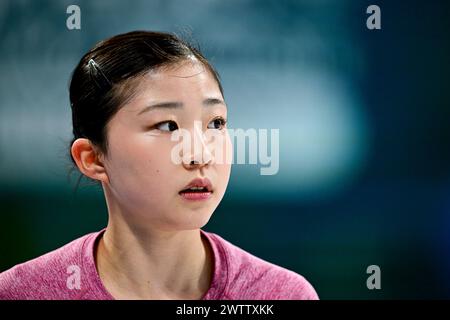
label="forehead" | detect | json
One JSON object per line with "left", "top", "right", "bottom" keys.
{"left": 131, "top": 60, "right": 221, "bottom": 105}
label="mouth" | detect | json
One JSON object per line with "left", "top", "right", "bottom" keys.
{"left": 179, "top": 178, "right": 213, "bottom": 201}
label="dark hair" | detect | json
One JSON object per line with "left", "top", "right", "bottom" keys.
{"left": 68, "top": 30, "right": 224, "bottom": 189}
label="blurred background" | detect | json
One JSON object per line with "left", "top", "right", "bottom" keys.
{"left": 1, "top": 0, "right": 450, "bottom": 299}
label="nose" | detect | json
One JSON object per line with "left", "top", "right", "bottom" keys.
{"left": 182, "top": 149, "right": 213, "bottom": 170}
{"left": 181, "top": 126, "right": 214, "bottom": 170}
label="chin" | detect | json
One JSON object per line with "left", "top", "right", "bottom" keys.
{"left": 175, "top": 210, "right": 214, "bottom": 231}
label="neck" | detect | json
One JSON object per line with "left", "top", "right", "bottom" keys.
{"left": 95, "top": 218, "right": 213, "bottom": 299}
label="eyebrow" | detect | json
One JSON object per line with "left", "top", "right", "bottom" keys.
{"left": 137, "top": 98, "right": 226, "bottom": 115}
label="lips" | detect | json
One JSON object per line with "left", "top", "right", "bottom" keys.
{"left": 179, "top": 177, "right": 213, "bottom": 194}
{"left": 179, "top": 178, "right": 213, "bottom": 201}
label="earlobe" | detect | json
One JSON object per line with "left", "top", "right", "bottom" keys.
{"left": 71, "top": 138, "right": 109, "bottom": 183}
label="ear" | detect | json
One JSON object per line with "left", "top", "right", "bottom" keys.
{"left": 71, "top": 138, "right": 109, "bottom": 183}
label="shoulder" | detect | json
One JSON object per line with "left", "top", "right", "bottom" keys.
{"left": 0, "top": 231, "right": 95, "bottom": 300}
{"left": 205, "top": 231, "right": 319, "bottom": 300}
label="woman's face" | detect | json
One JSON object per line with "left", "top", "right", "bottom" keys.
{"left": 101, "top": 59, "right": 232, "bottom": 232}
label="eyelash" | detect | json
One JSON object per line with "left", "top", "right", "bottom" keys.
{"left": 208, "top": 117, "right": 227, "bottom": 130}
{"left": 152, "top": 117, "right": 227, "bottom": 132}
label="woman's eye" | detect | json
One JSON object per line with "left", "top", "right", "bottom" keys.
{"left": 155, "top": 120, "right": 179, "bottom": 132}
{"left": 207, "top": 117, "right": 227, "bottom": 130}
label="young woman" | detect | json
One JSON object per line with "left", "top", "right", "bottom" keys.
{"left": 0, "top": 31, "right": 318, "bottom": 300}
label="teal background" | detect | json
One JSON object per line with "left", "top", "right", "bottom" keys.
{"left": 1, "top": 0, "right": 450, "bottom": 299}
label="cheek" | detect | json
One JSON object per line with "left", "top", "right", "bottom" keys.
{"left": 215, "top": 134, "right": 233, "bottom": 189}
{"left": 219, "top": 132, "right": 233, "bottom": 170}
{"left": 106, "top": 134, "right": 177, "bottom": 193}
{"left": 111, "top": 132, "right": 173, "bottom": 166}
{"left": 218, "top": 161, "right": 231, "bottom": 184}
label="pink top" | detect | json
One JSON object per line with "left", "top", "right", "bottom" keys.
{"left": 0, "top": 229, "right": 318, "bottom": 300}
